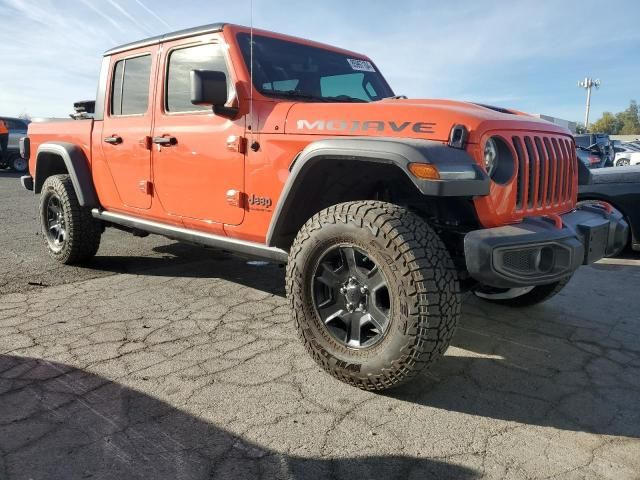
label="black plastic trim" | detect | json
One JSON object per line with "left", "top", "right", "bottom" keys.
{"left": 267, "top": 137, "right": 489, "bottom": 247}
{"left": 20, "top": 175, "right": 34, "bottom": 191}
{"left": 33, "top": 142, "right": 99, "bottom": 208}
{"left": 464, "top": 207, "right": 628, "bottom": 288}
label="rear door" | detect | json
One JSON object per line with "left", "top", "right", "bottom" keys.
{"left": 101, "top": 47, "right": 158, "bottom": 209}
{"left": 151, "top": 35, "right": 245, "bottom": 226}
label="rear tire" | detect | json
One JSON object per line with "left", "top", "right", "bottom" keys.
{"left": 39, "top": 174, "right": 101, "bottom": 264}
{"left": 286, "top": 201, "right": 461, "bottom": 391}
{"left": 473, "top": 276, "right": 572, "bottom": 307}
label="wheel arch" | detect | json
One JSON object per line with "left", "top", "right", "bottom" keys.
{"left": 577, "top": 193, "right": 636, "bottom": 248}
{"left": 266, "top": 137, "right": 489, "bottom": 249}
{"left": 34, "top": 142, "right": 99, "bottom": 208}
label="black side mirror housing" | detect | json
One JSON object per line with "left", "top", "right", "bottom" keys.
{"left": 190, "top": 70, "right": 238, "bottom": 118}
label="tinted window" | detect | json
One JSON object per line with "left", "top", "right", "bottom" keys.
{"left": 320, "top": 73, "right": 379, "bottom": 101}
{"left": 166, "top": 44, "right": 228, "bottom": 112}
{"left": 110, "top": 55, "right": 151, "bottom": 116}
{"left": 5, "top": 119, "right": 27, "bottom": 131}
{"left": 237, "top": 33, "right": 393, "bottom": 102}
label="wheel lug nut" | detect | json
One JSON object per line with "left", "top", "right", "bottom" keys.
{"left": 346, "top": 303, "right": 354, "bottom": 312}
{"left": 340, "top": 287, "right": 346, "bottom": 294}
{"left": 360, "top": 286, "right": 368, "bottom": 294}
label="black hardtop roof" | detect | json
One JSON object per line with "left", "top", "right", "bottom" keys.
{"left": 104, "top": 23, "right": 226, "bottom": 56}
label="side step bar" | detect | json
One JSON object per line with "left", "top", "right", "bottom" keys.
{"left": 91, "top": 209, "right": 289, "bottom": 263}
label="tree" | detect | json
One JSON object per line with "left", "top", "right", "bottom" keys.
{"left": 617, "top": 100, "right": 640, "bottom": 135}
{"left": 589, "top": 112, "right": 619, "bottom": 134}
{"left": 589, "top": 100, "right": 640, "bottom": 135}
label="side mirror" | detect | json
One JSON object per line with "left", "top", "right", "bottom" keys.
{"left": 190, "top": 70, "right": 239, "bottom": 119}
{"left": 190, "top": 70, "right": 228, "bottom": 107}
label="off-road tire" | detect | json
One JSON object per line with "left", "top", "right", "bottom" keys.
{"left": 286, "top": 201, "right": 461, "bottom": 391}
{"left": 39, "top": 174, "right": 101, "bottom": 264}
{"left": 474, "top": 276, "right": 572, "bottom": 308}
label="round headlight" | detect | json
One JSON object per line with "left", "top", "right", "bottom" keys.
{"left": 484, "top": 137, "right": 499, "bottom": 176}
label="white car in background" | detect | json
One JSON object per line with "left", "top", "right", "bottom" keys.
{"left": 613, "top": 143, "right": 640, "bottom": 167}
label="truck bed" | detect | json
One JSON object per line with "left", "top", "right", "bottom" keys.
{"left": 27, "top": 119, "right": 94, "bottom": 174}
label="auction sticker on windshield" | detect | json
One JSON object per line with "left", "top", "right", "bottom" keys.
{"left": 347, "top": 58, "right": 375, "bottom": 72}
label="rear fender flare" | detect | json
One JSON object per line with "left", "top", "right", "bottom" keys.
{"left": 34, "top": 142, "right": 99, "bottom": 208}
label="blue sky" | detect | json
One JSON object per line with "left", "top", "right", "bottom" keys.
{"left": 1, "top": 0, "right": 639, "bottom": 122}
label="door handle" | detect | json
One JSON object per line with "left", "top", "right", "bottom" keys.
{"left": 104, "top": 135, "right": 122, "bottom": 145}
{"left": 152, "top": 136, "right": 177, "bottom": 146}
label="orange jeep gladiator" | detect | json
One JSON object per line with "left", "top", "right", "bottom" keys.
{"left": 20, "top": 24, "right": 628, "bottom": 391}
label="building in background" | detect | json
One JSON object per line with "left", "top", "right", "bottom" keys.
{"left": 530, "top": 114, "right": 577, "bottom": 134}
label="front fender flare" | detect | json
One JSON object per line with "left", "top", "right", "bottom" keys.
{"left": 34, "top": 142, "right": 99, "bottom": 208}
{"left": 267, "top": 137, "right": 489, "bottom": 247}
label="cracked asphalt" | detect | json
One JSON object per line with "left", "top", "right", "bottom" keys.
{"left": 1, "top": 171, "right": 639, "bottom": 479}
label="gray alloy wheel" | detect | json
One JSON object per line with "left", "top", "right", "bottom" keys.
{"left": 312, "top": 244, "right": 391, "bottom": 349}
{"left": 616, "top": 158, "right": 630, "bottom": 167}
{"left": 286, "top": 200, "right": 461, "bottom": 391}
{"left": 39, "top": 174, "right": 102, "bottom": 264}
{"left": 10, "top": 154, "right": 28, "bottom": 173}
{"left": 43, "top": 191, "right": 67, "bottom": 253}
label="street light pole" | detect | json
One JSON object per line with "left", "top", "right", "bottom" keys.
{"left": 578, "top": 77, "right": 601, "bottom": 131}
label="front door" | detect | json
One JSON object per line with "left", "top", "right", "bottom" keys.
{"left": 152, "top": 36, "right": 245, "bottom": 225}
{"left": 101, "top": 47, "right": 158, "bottom": 209}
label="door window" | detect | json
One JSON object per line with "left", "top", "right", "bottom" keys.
{"left": 110, "top": 55, "right": 152, "bottom": 116}
{"left": 166, "top": 44, "right": 229, "bottom": 113}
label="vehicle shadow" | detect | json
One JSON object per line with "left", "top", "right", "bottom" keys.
{"left": 88, "top": 242, "right": 287, "bottom": 297}
{"left": 86, "top": 242, "right": 640, "bottom": 439}
{"left": 389, "top": 289, "right": 640, "bottom": 439}
{"left": 0, "top": 170, "right": 23, "bottom": 178}
{"left": 0, "top": 355, "right": 478, "bottom": 480}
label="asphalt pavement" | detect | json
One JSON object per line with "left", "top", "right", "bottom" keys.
{"left": 1, "top": 170, "right": 639, "bottom": 479}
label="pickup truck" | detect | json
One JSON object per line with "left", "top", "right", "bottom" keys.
{"left": 20, "top": 23, "right": 628, "bottom": 391}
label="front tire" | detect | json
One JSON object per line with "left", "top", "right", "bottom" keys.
{"left": 286, "top": 201, "right": 460, "bottom": 391}
{"left": 473, "top": 276, "right": 572, "bottom": 307}
{"left": 39, "top": 174, "right": 102, "bottom": 264}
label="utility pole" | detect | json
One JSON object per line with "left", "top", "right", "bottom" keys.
{"left": 578, "top": 77, "right": 600, "bottom": 131}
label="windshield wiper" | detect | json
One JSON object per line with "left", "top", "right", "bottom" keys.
{"left": 259, "top": 90, "right": 332, "bottom": 102}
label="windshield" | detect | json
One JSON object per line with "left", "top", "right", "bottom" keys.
{"left": 237, "top": 33, "right": 394, "bottom": 103}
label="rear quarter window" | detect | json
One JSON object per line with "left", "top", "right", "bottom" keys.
{"left": 110, "top": 54, "right": 152, "bottom": 116}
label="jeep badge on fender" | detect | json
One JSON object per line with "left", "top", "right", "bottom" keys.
{"left": 248, "top": 194, "right": 272, "bottom": 209}
{"left": 21, "top": 22, "right": 628, "bottom": 392}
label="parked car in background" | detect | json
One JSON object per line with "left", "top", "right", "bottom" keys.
{"left": 576, "top": 145, "right": 604, "bottom": 169}
{"left": 574, "top": 133, "right": 613, "bottom": 167}
{"left": 613, "top": 143, "right": 640, "bottom": 167}
{"left": 578, "top": 161, "right": 640, "bottom": 253}
{"left": 0, "top": 116, "right": 29, "bottom": 172}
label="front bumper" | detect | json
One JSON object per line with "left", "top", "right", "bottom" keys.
{"left": 464, "top": 205, "right": 628, "bottom": 288}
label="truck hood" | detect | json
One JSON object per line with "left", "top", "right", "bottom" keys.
{"left": 284, "top": 98, "right": 570, "bottom": 143}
